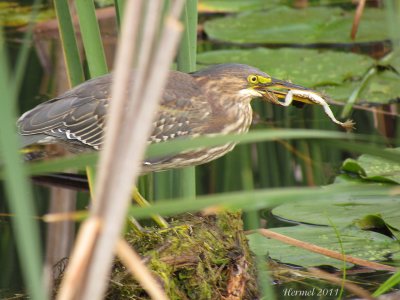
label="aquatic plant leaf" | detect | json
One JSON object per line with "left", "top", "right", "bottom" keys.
{"left": 248, "top": 225, "right": 400, "bottom": 269}
{"left": 204, "top": 7, "right": 389, "bottom": 44}
{"left": 198, "top": 0, "right": 281, "bottom": 12}
{"left": 272, "top": 182, "right": 400, "bottom": 228}
{"left": 342, "top": 149, "right": 400, "bottom": 184}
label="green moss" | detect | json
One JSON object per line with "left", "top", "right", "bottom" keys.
{"left": 107, "top": 211, "right": 258, "bottom": 299}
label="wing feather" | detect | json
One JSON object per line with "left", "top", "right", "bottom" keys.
{"left": 18, "top": 71, "right": 212, "bottom": 153}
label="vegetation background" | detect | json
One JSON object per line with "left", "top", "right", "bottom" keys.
{"left": 0, "top": 0, "right": 399, "bottom": 299}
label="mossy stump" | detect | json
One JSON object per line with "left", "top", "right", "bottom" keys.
{"left": 107, "top": 210, "right": 258, "bottom": 299}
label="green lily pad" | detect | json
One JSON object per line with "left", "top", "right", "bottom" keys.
{"left": 359, "top": 49, "right": 400, "bottom": 103}
{"left": 248, "top": 225, "right": 399, "bottom": 269}
{"left": 340, "top": 158, "right": 366, "bottom": 176}
{"left": 359, "top": 70, "right": 400, "bottom": 103}
{"left": 198, "top": 0, "right": 281, "bottom": 13}
{"left": 204, "top": 6, "right": 389, "bottom": 44}
{"left": 355, "top": 214, "right": 400, "bottom": 240}
{"left": 320, "top": 81, "right": 360, "bottom": 102}
{"left": 271, "top": 185, "right": 400, "bottom": 228}
{"left": 342, "top": 149, "right": 400, "bottom": 184}
{"left": 0, "top": 3, "right": 54, "bottom": 27}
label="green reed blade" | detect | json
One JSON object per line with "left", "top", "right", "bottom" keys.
{"left": 54, "top": 0, "right": 84, "bottom": 86}
{"left": 0, "top": 28, "right": 46, "bottom": 300}
{"left": 75, "top": 0, "right": 108, "bottom": 78}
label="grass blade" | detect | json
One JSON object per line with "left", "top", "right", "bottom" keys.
{"left": 54, "top": 0, "right": 85, "bottom": 86}
{"left": 75, "top": 0, "right": 108, "bottom": 77}
{"left": 373, "top": 271, "right": 400, "bottom": 297}
{"left": 0, "top": 28, "right": 46, "bottom": 300}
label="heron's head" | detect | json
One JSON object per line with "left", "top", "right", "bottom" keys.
{"left": 192, "top": 63, "right": 308, "bottom": 104}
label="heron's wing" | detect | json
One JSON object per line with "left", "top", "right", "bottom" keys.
{"left": 143, "top": 72, "right": 213, "bottom": 169}
{"left": 150, "top": 71, "right": 211, "bottom": 144}
{"left": 18, "top": 74, "right": 111, "bottom": 150}
{"left": 18, "top": 71, "right": 212, "bottom": 152}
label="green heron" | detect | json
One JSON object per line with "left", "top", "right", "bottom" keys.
{"left": 18, "top": 63, "right": 353, "bottom": 172}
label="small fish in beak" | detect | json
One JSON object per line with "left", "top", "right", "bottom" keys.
{"left": 261, "top": 78, "right": 355, "bottom": 131}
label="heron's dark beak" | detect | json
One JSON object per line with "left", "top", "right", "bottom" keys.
{"left": 259, "top": 78, "right": 317, "bottom": 105}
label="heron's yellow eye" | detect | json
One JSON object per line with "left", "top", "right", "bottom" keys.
{"left": 248, "top": 75, "right": 258, "bottom": 84}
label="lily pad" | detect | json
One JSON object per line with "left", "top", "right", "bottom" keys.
{"left": 319, "top": 81, "right": 359, "bottom": 102}
{"left": 204, "top": 6, "right": 390, "bottom": 44}
{"left": 358, "top": 49, "right": 400, "bottom": 103}
{"left": 355, "top": 214, "right": 400, "bottom": 240}
{"left": 271, "top": 186, "right": 400, "bottom": 229}
{"left": 342, "top": 149, "right": 400, "bottom": 184}
{"left": 0, "top": 3, "right": 54, "bottom": 27}
{"left": 359, "top": 70, "right": 400, "bottom": 103}
{"left": 198, "top": 0, "right": 281, "bottom": 13}
{"left": 248, "top": 225, "right": 400, "bottom": 269}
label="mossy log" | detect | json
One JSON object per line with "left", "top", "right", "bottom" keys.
{"left": 107, "top": 211, "right": 258, "bottom": 299}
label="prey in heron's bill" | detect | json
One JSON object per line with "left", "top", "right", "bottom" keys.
{"left": 255, "top": 77, "right": 355, "bottom": 130}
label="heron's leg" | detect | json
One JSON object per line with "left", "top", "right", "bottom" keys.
{"left": 86, "top": 166, "right": 96, "bottom": 197}
{"left": 132, "top": 187, "right": 169, "bottom": 229}
{"left": 85, "top": 166, "right": 168, "bottom": 230}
